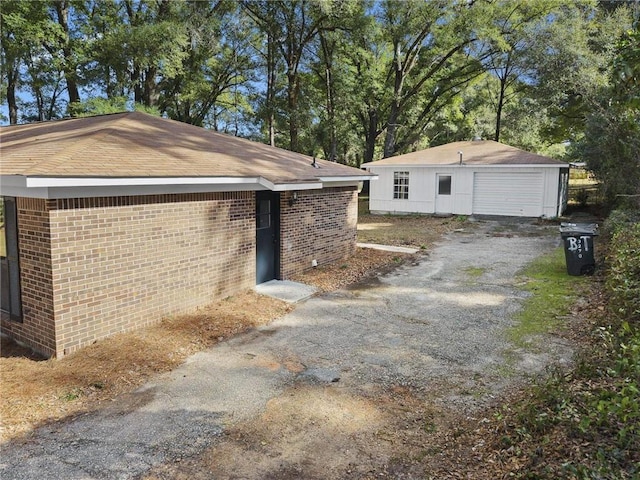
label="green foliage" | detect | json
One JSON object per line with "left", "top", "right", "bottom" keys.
{"left": 508, "top": 247, "right": 587, "bottom": 348}
{"left": 496, "top": 213, "right": 640, "bottom": 478}
{"left": 69, "top": 97, "right": 128, "bottom": 116}
{"left": 571, "top": 21, "right": 640, "bottom": 206}
{"left": 69, "top": 97, "right": 161, "bottom": 118}
{"left": 603, "top": 209, "right": 640, "bottom": 237}
{"left": 2, "top": 0, "right": 638, "bottom": 177}
{"left": 606, "top": 222, "right": 640, "bottom": 324}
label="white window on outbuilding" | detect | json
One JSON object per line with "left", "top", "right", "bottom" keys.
{"left": 438, "top": 175, "right": 452, "bottom": 195}
{"left": 393, "top": 171, "right": 409, "bottom": 200}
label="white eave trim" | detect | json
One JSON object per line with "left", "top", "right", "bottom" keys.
{"left": 25, "top": 176, "right": 261, "bottom": 188}
{"left": 318, "top": 175, "right": 378, "bottom": 182}
{"left": 254, "top": 177, "right": 322, "bottom": 191}
{"left": 362, "top": 163, "right": 566, "bottom": 169}
{"left": 21, "top": 175, "right": 370, "bottom": 192}
{"left": 1, "top": 175, "right": 328, "bottom": 199}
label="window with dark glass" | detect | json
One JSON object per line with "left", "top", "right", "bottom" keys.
{"left": 438, "top": 175, "right": 452, "bottom": 195}
{"left": 393, "top": 171, "right": 409, "bottom": 200}
{"left": 256, "top": 198, "right": 271, "bottom": 229}
{"left": 1, "top": 197, "right": 22, "bottom": 321}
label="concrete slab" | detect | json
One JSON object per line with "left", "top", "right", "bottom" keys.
{"left": 357, "top": 242, "right": 419, "bottom": 254}
{"left": 255, "top": 279, "right": 318, "bottom": 304}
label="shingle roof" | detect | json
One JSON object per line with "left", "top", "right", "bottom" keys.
{"left": 361, "top": 140, "right": 566, "bottom": 166}
{"left": 0, "top": 112, "right": 371, "bottom": 184}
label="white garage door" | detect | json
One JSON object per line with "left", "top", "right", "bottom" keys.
{"left": 473, "top": 172, "right": 543, "bottom": 216}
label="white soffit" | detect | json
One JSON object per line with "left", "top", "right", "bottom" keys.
{"left": 0, "top": 175, "right": 328, "bottom": 198}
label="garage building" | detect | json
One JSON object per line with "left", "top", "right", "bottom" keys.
{"left": 362, "top": 140, "right": 569, "bottom": 218}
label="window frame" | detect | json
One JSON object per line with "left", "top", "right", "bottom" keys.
{"left": 437, "top": 175, "right": 452, "bottom": 196}
{"left": 1, "top": 197, "right": 22, "bottom": 321}
{"left": 393, "top": 171, "right": 410, "bottom": 200}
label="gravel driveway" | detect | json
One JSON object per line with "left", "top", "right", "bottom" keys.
{"left": 0, "top": 219, "right": 570, "bottom": 480}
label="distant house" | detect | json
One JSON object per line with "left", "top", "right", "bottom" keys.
{"left": 362, "top": 140, "right": 569, "bottom": 218}
{"left": 0, "top": 112, "right": 375, "bottom": 358}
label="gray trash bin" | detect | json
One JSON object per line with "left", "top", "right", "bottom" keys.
{"left": 559, "top": 223, "right": 598, "bottom": 276}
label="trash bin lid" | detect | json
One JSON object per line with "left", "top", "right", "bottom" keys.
{"left": 559, "top": 222, "right": 599, "bottom": 235}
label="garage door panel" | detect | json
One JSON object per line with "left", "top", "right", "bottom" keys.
{"left": 473, "top": 172, "right": 543, "bottom": 216}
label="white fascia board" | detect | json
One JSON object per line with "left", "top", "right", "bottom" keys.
{"left": 3, "top": 175, "right": 352, "bottom": 199}
{"left": 466, "top": 164, "right": 566, "bottom": 168}
{"left": 364, "top": 163, "right": 565, "bottom": 169}
{"left": 3, "top": 175, "right": 268, "bottom": 198}
{"left": 270, "top": 182, "right": 323, "bottom": 191}
{"left": 25, "top": 176, "right": 262, "bottom": 188}
{"left": 318, "top": 175, "right": 377, "bottom": 182}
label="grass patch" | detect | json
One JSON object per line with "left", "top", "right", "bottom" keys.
{"left": 508, "top": 247, "right": 588, "bottom": 348}
{"left": 479, "top": 218, "right": 640, "bottom": 479}
{"left": 464, "top": 266, "right": 485, "bottom": 277}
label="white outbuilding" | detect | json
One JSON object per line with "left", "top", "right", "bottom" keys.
{"left": 362, "top": 140, "right": 569, "bottom": 218}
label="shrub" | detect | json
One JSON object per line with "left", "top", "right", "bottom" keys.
{"left": 603, "top": 208, "right": 640, "bottom": 238}
{"left": 606, "top": 222, "right": 640, "bottom": 324}
{"left": 493, "top": 213, "right": 640, "bottom": 478}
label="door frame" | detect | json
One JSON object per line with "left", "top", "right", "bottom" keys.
{"left": 435, "top": 173, "right": 454, "bottom": 214}
{"left": 1, "top": 196, "right": 22, "bottom": 321}
{"left": 255, "top": 191, "right": 280, "bottom": 284}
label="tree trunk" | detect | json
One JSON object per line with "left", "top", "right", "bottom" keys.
{"left": 363, "top": 108, "right": 379, "bottom": 165}
{"left": 6, "top": 67, "right": 18, "bottom": 124}
{"left": 495, "top": 77, "right": 506, "bottom": 142}
{"left": 266, "top": 30, "right": 277, "bottom": 146}
{"left": 326, "top": 65, "right": 338, "bottom": 161}
{"left": 132, "top": 65, "right": 143, "bottom": 104}
{"left": 143, "top": 66, "right": 159, "bottom": 107}
{"left": 54, "top": 1, "right": 80, "bottom": 109}
{"left": 494, "top": 50, "right": 514, "bottom": 143}
{"left": 383, "top": 44, "right": 405, "bottom": 158}
{"left": 383, "top": 102, "right": 399, "bottom": 158}
{"left": 320, "top": 33, "right": 337, "bottom": 161}
{"left": 287, "top": 72, "right": 299, "bottom": 152}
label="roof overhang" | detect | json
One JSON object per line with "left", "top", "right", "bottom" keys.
{"left": 0, "top": 174, "right": 375, "bottom": 199}
{"left": 361, "top": 163, "right": 566, "bottom": 169}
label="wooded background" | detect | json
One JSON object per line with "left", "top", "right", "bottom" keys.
{"left": 2, "top": 0, "right": 638, "bottom": 203}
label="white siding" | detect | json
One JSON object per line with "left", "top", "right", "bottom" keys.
{"left": 366, "top": 165, "right": 564, "bottom": 218}
{"left": 368, "top": 167, "right": 436, "bottom": 214}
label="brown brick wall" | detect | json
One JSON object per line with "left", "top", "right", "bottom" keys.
{"left": 4, "top": 187, "right": 358, "bottom": 358}
{"left": 279, "top": 186, "right": 358, "bottom": 278}
{"left": 3, "top": 193, "right": 254, "bottom": 358}
{"left": 1, "top": 198, "right": 57, "bottom": 357}
{"left": 46, "top": 192, "right": 255, "bottom": 357}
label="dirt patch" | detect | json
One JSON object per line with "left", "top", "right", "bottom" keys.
{"left": 143, "top": 383, "right": 460, "bottom": 480}
{"left": 0, "top": 291, "right": 292, "bottom": 442}
{"left": 0, "top": 208, "right": 451, "bottom": 443}
{"left": 140, "top": 378, "right": 533, "bottom": 480}
{"left": 357, "top": 208, "right": 466, "bottom": 249}
{"left": 292, "top": 248, "right": 408, "bottom": 292}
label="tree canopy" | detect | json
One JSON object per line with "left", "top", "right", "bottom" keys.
{"left": 1, "top": 0, "right": 637, "bottom": 200}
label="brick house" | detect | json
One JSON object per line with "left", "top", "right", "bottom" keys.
{"left": 0, "top": 112, "right": 374, "bottom": 358}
